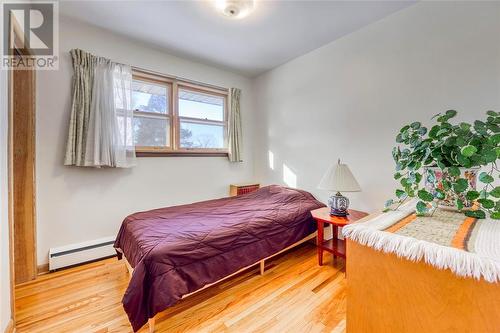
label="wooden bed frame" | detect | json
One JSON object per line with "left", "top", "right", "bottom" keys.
{"left": 123, "top": 232, "right": 317, "bottom": 332}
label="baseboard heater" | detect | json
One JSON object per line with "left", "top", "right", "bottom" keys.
{"left": 49, "top": 236, "right": 117, "bottom": 271}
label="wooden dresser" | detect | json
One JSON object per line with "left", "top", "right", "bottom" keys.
{"left": 346, "top": 212, "right": 500, "bottom": 332}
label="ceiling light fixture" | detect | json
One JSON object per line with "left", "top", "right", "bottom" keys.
{"left": 215, "top": 0, "right": 255, "bottom": 19}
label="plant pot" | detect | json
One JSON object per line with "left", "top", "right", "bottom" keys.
{"left": 424, "top": 167, "right": 479, "bottom": 209}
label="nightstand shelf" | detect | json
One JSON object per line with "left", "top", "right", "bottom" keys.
{"left": 320, "top": 238, "right": 346, "bottom": 258}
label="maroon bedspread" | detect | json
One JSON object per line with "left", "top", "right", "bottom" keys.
{"left": 114, "top": 185, "right": 324, "bottom": 331}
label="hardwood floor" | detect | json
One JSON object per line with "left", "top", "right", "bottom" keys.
{"left": 14, "top": 243, "right": 346, "bottom": 333}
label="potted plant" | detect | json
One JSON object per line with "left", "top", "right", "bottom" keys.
{"left": 385, "top": 110, "right": 500, "bottom": 219}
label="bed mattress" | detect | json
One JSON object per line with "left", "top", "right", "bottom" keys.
{"left": 114, "top": 185, "right": 325, "bottom": 331}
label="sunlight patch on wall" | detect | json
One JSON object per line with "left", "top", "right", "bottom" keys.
{"left": 268, "top": 151, "right": 274, "bottom": 170}
{"left": 283, "top": 164, "right": 297, "bottom": 188}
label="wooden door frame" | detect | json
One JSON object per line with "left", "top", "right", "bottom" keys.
{"left": 7, "top": 67, "right": 16, "bottom": 328}
{"left": 7, "top": 11, "right": 37, "bottom": 324}
{"left": 10, "top": 53, "right": 37, "bottom": 285}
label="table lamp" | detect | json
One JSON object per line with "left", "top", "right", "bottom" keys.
{"left": 318, "top": 159, "right": 361, "bottom": 216}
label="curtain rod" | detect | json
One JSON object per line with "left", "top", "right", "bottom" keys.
{"left": 71, "top": 49, "right": 229, "bottom": 92}
{"left": 132, "top": 66, "right": 229, "bottom": 93}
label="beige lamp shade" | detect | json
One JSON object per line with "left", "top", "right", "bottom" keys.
{"left": 318, "top": 159, "right": 361, "bottom": 192}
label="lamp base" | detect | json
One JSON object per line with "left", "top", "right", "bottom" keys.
{"left": 330, "top": 209, "right": 350, "bottom": 217}
{"left": 328, "top": 192, "right": 350, "bottom": 217}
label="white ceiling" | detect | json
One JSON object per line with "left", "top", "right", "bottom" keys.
{"left": 59, "top": 1, "right": 415, "bottom": 77}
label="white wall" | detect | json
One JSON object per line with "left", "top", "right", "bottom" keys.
{"left": 36, "top": 18, "right": 256, "bottom": 265}
{"left": 253, "top": 1, "right": 500, "bottom": 213}
{"left": 0, "top": 69, "right": 12, "bottom": 332}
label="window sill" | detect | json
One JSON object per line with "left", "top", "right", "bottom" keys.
{"left": 136, "top": 151, "right": 229, "bottom": 157}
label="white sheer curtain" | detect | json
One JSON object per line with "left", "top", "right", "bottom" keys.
{"left": 83, "top": 62, "right": 136, "bottom": 168}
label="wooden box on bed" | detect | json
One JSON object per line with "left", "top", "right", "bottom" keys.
{"left": 229, "top": 183, "right": 260, "bottom": 196}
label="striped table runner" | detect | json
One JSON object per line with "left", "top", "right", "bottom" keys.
{"left": 342, "top": 201, "right": 500, "bottom": 283}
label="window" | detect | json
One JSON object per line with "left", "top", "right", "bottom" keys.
{"left": 131, "top": 71, "right": 228, "bottom": 156}
{"left": 178, "top": 88, "right": 226, "bottom": 149}
{"left": 132, "top": 78, "right": 171, "bottom": 149}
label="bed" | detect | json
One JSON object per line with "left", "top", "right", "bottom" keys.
{"left": 114, "top": 185, "right": 325, "bottom": 332}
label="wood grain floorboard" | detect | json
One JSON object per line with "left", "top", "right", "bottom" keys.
{"left": 15, "top": 243, "right": 346, "bottom": 333}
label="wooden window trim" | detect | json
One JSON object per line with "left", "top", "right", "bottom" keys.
{"left": 132, "top": 69, "right": 229, "bottom": 157}
{"left": 136, "top": 151, "right": 229, "bottom": 157}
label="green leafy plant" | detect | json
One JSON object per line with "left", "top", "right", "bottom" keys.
{"left": 385, "top": 110, "right": 500, "bottom": 219}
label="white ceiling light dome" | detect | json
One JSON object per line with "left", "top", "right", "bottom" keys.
{"left": 215, "top": 0, "right": 255, "bottom": 19}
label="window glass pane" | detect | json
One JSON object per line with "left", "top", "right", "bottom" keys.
{"left": 133, "top": 116, "right": 170, "bottom": 147}
{"left": 178, "top": 89, "right": 224, "bottom": 121}
{"left": 132, "top": 80, "right": 168, "bottom": 114}
{"left": 180, "top": 121, "right": 225, "bottom": 149}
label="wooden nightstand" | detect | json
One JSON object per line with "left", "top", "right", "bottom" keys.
{"left": 311, "top": 207, "right": 368, "bottom": 266}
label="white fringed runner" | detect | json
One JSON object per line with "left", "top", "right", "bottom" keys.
{"left": 342, "top": 201, "right": 500, "bottom": 283}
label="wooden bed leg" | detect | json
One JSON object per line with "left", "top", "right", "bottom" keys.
{"left": 124, "top": 258, "right": 133, "bottom": 276}
{"left": 148, "top": 317, "right": 155, "bottom": 333}
{"left": 260, "top": 260, "right": 265, "bottom": 275}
